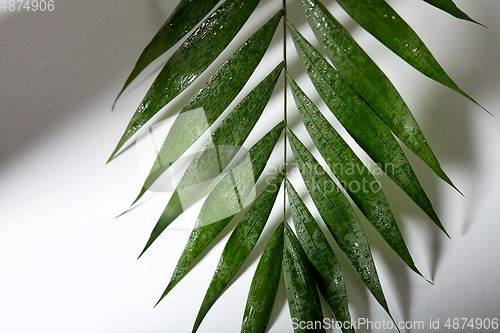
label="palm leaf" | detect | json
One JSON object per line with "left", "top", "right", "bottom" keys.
{"left": 283, "top": 223, "right": 325, "bottom": 333}
{"left": 114, "top": 0, "right": 220, "bottom": 105}
{"left": 288, "top": 76, "right": 426, "bottom": 280}
{"left": 287, "top": 180, "right": 354, "bottom": 333}
{"left": 128, "top": 11, "right": 283, "bottom": 207}
{"left": 287, "top": 129, "right": 392, "bottom": 317}
{"left": 288, "top": 22, "right": 448, "bottom": 236}
{"left": 109, "top": 0, "right": 485, "bottom": 331}
{"left": 422, "top": 0, "right": 482, "bottom": 25}
{"left": 138, "top": 64, "right": 283, "bottom": 256}
{"left": 157, "top": 122, "right": 283, "bottom": 302}
{"left": 241, "top": 223, "right": 284, "bottom": 333}
{"left": 192, "top": 171, "right": 283, "bottom": 333}
{"left": 109, "top": 0, "right": 263, "bottom": 161}
{"left": 334, "top": 0, "right": 482, "bottom": 108}
{"left": 297, "top": 0, "right": 456, "bottom": 190}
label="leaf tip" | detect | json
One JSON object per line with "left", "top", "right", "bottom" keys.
{"left": 106, "top": 152, "right": 116, "bottom": 164}
{"left": 460, "top": 90, "right": 492, "bottom": 115}
{"left": 107, "top": 141, "right": 126, "bottom": 163}
{"left": 475, "top": 21, "right": 487, "bottom": 28}
{"left": 440, "top": 225, "right": 451, "bottom": 239}
{"left": 137, "top": 247, "right": 147, "bottom": 260}
{"left": 462, "top": 14, "right": 486, "bottom": 28}
{"left": 155, "top": 282, "right": 175, "bottom": 308}
{"left": 386, "top": 312, "right": 401, "bottom": 333}
{"left": 113, "top": 85, "right": 127, "bottom": 110}
{"left": 115, "top": 210, "right": 128, "bottom": 219}
{"left": 445, "top": 178, "right": 464, "bottom": 197}
{"left": 154, "top": 291, "right": 168, "bottom": 308}
{"left": 126, "top": 187, "right": 148, "bottom": 212}
{"left": 479, "top": 104, "right": 493, "bottom": 116}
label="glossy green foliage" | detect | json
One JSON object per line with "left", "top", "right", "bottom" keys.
{"left": 287, "top": 129, "right": 391, "bottom": 315}
{"left": 423, "top": 0, "right": 481, "bottom": 24}
{"left": 114, "top": 0, "right": 220, "bottom": 104}
{"left": 334, "top": 0, "right": 479, "bottom": 106}
{"left": 109, "top": 0, "right": 262, "bottom": 161}
{"left": 110, "top": 0, "right": 483, "bottom": 331}
{"left": 138, "top": 64, "right": 284, "bottom": 256}
{"left": 192, "top": 171, "right": 283, "bottom": 333}
{"left": 297, "top": 0, "right": 454, "bottom": 189}
{"left": 241, "top": 223, "right": 284, "bottom": 333}
{"left": 288, "top": 76, "right": 424, "bottom": 279}
{"left": 286, "top": 181, "right": 354, "bottom": 333}
{"left": 288, "top": 22, "right": 448, "bottom": 237}
{"left": 283, "top": 223, "right": 325, "bottom": 333}
{"left": 129, "top": 12, "right": 283, "bottom": 207}
{"left": 157, "top": 123, "right": 283, "bottom": 302}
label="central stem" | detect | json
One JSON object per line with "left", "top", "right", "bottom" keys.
{"left": 282, "top": 0, "right": 288, "bottom": 220}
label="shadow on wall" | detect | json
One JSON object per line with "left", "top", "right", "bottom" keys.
{"left": 284, "top": 3, "right": 498, "bottom": 329}
{"left": 0, "top": 0, "right": 497, "bottom": 331}
{"left": 365, "top": 3, "right": 498, "bottom": 330}
{"left": 0, "top": 0, "right": 348, "bottom": 171}
{"left": 0, "top": 0, "right": 179, "bottom": 169}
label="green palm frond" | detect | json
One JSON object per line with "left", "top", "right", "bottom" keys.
{"left": 109, "top": 0, "right": 486, "bottom": 331}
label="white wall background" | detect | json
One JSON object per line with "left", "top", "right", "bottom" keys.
{"left": 0, "top": 0, "right": 499, "bottom": 332}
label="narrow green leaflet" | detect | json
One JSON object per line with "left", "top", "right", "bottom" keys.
{"left": 287, "top": 129, "right": 391, "bottom": 316}
{"left": 192, "top": 171, "right": 284, "bottom": 333}
{"left": 129, "top": 12, "right": 283, "bottom": 207}
{"left": 297, "top": 0, "right": 455, "bottom": 190}
{"left": 288, "top": 77, "right": 425, "bottom": 279}
{"left": 288, "top": 23, "right": 448, "bottom": 237}
{"left": 286, "top": 181, "right": 354, "bottom": 333}
{"left": 241, "top": 223, "right": 284, "bottom": 333}
{"left": 157, "top": 122, "right": 283, "bottom": 303}
{"left": 283, "top": 223, "right": 325, "bottom": 333}
{"left": 334, "top": 0, "right": 481, "bottom": 107}
{"left": 109, "top": 0, "right": 262, "bottom": 161}
{"left": 423, "top": 0, "right": 482, "bottom": 25}
{"left": 138, "top": 64, "right": 284, "bottom": 256}
{"left": 114, "top": 0, "right": 220, "bottom": 105}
